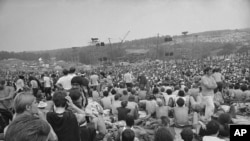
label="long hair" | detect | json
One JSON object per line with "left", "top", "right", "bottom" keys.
{"left": 5, "top": 114, "right": 50, "bottom": 141}
{"left": 155, "top": 127, "right": 174, "bottom": 141}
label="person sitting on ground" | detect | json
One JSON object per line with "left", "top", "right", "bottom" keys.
{"left": 233, "top": 83, "right": 243, "bottom": 102}
{"left": 154, "top": 127, "right": 174, "bottom": 141}
{"left": 173, "top": 98, "right": 189, "bottom": 127}
{"left": 214, "top": 88, "right": 224, "bottom": 108}
{"left": 157, "top": 116, "right": 176, "bottom": 138}
{"left": 202, "top": 120, "right": 225, "bottom": 141}
{"left": 244, "top": 85, "right": 250, "bottom": 101}
{"left": 116, "top": 115, "right": 146, "bottom": 141}
{"left": 189, "top": 88, "right": 203, "bottom": 113}
{"left": 156, "top": 99, "right": 170, "bottom": 119}
{"left": 180, "top": 127, "right": 194, "bottom": 141}
{"left": 5, "top": 92, "right": 57, "bottom": 141}
{"left": 5, "top": 114, "right": 51, "bottom": 141}
{"left": 138, "top": 86, "right": 147, "bottom": 100}
{"left": 120, "top": 90, "right": 130, "bottom": 101}
{"left": 101, "top": 91, "right": 112, "bottom": 110}
{"left": 140, "top": 95, "right": 158, "bottom": 118}
{"left": 184, "top": 87, "right": 191, "bottom": 107}
{"left": 111, "top": 94, "right": 121, "bottom": 118}
{"left": 110, "top": 88, "right": 117, "bottom": 102}
{"left": 91, "top": 106, "right": 107, "bottom": 140}
{"left": 122, "top": 129, "right": 137, "bottom": 141}
{"left": 217, "top": 113, "right": 232, "bottom": 141}
{"left": 175, "top": 90, "right": 186, "bottom": 106}
{"left": 71, "top": 76, "right": 88, "bottom": 107}
{"left": 117, "top": 101, "right": 131, "bottom": 121}
{"left": 152, "top": 87, "right": 161, "bottom": 98}
{"left": 127, "top": 95, "right": 139, "bottom": 119}
{"left": 240, "top": 84, "right": 248, "bottom": 102}
{"left": 117, "top": 83, "right": 126, "bottom": 95}
{"left": 69, "top": 88, "right": 97, "bottom": 141}
{"left": 91, "top": 86, "right": 100, "bottom": 102}
{"left": 164, "top": 89, "right": 174, "bottom": 106}
{"left": 160, "top": 87, "right": 168, "bottom": 104}
{"left": 47, "top": 91, "right": 85, "bottom": 141}
{"left": 131, "top": 89, "right": 139, "bottom": 103}
{"left": 68, "top": 88, "right": 85, "bottom": 113}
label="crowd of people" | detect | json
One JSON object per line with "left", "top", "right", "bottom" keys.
{"left": 0, "top": 54, "right": 250, "bottom": 141}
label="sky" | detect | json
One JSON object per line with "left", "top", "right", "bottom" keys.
{"left": 0, "top": 0, "right": 250, "bottom": 52}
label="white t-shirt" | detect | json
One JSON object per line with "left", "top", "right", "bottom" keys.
{"left": 56, "top": 75, "right": 72, "bottom": 90}
{"left": 43, "top": 76, "right": 52, "bottom": 88}
{"left": 90, "top": 74, "right": 99, "bottom": 86}
{"left": 124, "top": 73, "right": 133, "bottom": 83}
{"left": 16, "top": 79, "right": 24, "bottom": 91}
{"left": 30, "top": 80, "right": 38, "bottom": 88}
{"left": 68, "top": 73, "right": 76, "bottom": 81}
{"left": 203, "top": 136, "right": 225, "bottom": 141}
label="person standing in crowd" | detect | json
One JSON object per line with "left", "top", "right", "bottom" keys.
{"left": 29, "top": 76, "right": 39, "bottom": 98}
{"left": 15, "top": 75, "right": 25, "bottom": 93}
{"left": 137, "top": 72, "right": 147, "bottom": 89}
{"left": 0, "top": 77, "right": 15, "bottom": 133}
{"left": 212, "top": 68, "right": 224, "bottom": 92}
{"left": 56, "top": 67, "right": 76, "bottom": 91}
{"left": 90, "top": 72, "right": 99, "bottom": 90}
{"left": 106, "top": 72, "right": 113, "bottom": 87}
{"left": 43, "top": 72, "right": 52, "bottom": 100}
{"left": 124, "top": 70, "right": 134, "bottom": 88}
{"left": 68, "top": 67, "right": 77, "bottom": 88}
{"left": 56, "top": 69, "right": 71, "bottom": 90}
{"left": 200, "top": 67, "right": 217, "bottom": 122}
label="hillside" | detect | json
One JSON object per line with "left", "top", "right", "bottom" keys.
{"left": 1, "top": 28, "right": 250, "bottom": 64}
{"left": 46, "top": 28, "right": 250, "bottom": 64}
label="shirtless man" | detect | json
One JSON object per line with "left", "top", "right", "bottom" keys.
{"left": 200, "top": 67, "right": 217, "bottom": 122}
{"left": 0, "top": 77, "right": 15, "bottom": 111}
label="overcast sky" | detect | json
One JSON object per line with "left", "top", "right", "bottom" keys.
{"left": 0, "top": 0, "right": 249, "bottom": 52}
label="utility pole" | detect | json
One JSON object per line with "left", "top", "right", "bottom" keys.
{"left": 156, "top": 33, "right": 159, "bottom": 60}
{"left": 108, "top": 38, "right": 112, "bottom": 61}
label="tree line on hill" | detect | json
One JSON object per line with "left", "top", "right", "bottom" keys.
{"left": 1, "top": 29, "right": 249, "bottom": 64}
{"left": 0, "top": 51, "right": 50, "bottom": 61}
